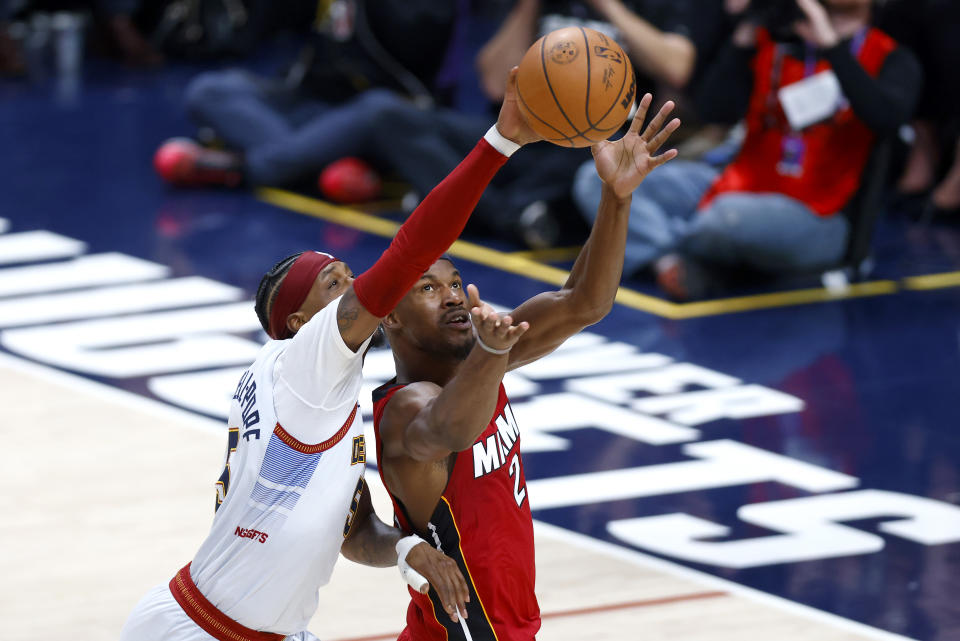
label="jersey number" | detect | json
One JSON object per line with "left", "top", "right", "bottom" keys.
{"left": 214, "top": 427, "right": 240, "bottom": 511}
{"left": 508, "top": 453, "right": 527, "bottom": 508}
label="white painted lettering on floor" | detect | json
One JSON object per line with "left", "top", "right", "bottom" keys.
{"left": 0, "top": 223, "right": 956, "bottom": 572}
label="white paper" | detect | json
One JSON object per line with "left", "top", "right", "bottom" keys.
{"left": 778, "top": 70, "right": 842, "bottom": 131}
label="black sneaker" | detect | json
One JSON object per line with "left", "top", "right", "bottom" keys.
{"left": 518, "top": 200, "right": 560, "bottom": 249}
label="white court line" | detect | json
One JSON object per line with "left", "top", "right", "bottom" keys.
{"left": 0, "top": 351, "right": 224, "bottom": 436}
{"left": 0, "top": 351, "right": 918, "bottom": 641}
{"left": 0, "top": 230, "right": 86, "bottom": 265}
{"left": 533, "top": 521, "right": 918, "bottom": 641}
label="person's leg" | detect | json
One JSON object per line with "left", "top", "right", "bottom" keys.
{"left": 184, "top": 70, "right": 307, "bottom": 151}
{"left": 572, "top": 159, "right": 718, "bottom": 274}
{"left": 93, "top": 0, "right": 163, "bottom": 66}
{"left": 370, "top": 98, "right": 489, "bottom": 195}
{"left": 243, "top": 88, "right": 409, "bottom": 186}
{"left": 120, "top": 583, "right": 216, "bottom": 641}
{"left": 366, "top": 100, "right": 519, "bottom": 236}
{"left": 683, "top": 193, "right": 850, "bottom": 272}
{"left": 898, "top": 120, "right": 939, "bottom": 195}
{"left": 931, "top": 134, "right": 960, "bottom": 212}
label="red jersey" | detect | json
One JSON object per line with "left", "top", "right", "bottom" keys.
{"left": 699, "top": 27, "right": 897, "bottom": 216}
{"left": 372, "top": 380, "right": 540, "bottom": 641}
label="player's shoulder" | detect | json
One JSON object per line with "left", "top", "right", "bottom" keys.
{"left": 376, "top": 380, "right": 442, "bottom": 426}
{"left": 383, "top": 381, "right": 442, "bottom": 409}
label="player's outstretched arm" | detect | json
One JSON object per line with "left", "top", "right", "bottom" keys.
{"left": 341, "top": 478, "right": 469, "bottom": 622}
{"left": 336, "top": 69, "right": 541, "bottom": 352}
{"left": 380, "top": 284, "right": 529, "bottom": 462}
{"left": 506, "top": 94, "right": 680, "bottom": 369}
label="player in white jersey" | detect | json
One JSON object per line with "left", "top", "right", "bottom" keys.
{"left": 121, "top": 69, "right": 542, "bottom": 641}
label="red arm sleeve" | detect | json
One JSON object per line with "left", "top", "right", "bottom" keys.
{"left": 352, "top": 137, "right": 509, "bottom": 317}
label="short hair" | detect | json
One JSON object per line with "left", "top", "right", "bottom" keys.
{"left": 254, "top": 252, "right": 303, "bottom": 335}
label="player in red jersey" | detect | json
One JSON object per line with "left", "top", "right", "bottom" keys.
{"left": 372, "top": 93, "right": 680, "bottom": 641}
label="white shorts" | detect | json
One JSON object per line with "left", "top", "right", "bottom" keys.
{"left": 120, "top": 583, "right": 319, "bottom": 641}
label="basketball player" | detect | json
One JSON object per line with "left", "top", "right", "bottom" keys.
{"left": 373, "top": 93, "right": 679, "bottom": 640}
{"left": 120, "top": 69, "right": 542, "bottom": 641}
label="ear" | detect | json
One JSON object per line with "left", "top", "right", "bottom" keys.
{"left": 286, "top": 312, "right": 307, "bottom": 335}
{"left": 381, "top": 310, "right": 402, "bottom": 330}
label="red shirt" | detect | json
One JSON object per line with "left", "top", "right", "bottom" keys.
{"left": 699, "top": 28, "right": 897, "bottom": 216}
{"left": 373, "top": 381, "right": 540, "bottom": 641}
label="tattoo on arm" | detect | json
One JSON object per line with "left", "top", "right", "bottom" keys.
{"left": 337, "top": 289, "right": 361, "bottom": 333}
{"left": 342, "top": 479, "right": 401, "bottom": 567}
{"left": 348, "top": 515, "right": 401, "bottom": 567}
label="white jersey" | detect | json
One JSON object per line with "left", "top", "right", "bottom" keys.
{"left": 189, "top": 296, "right": 372, "bottom": 635}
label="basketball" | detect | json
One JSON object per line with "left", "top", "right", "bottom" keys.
{"left": 515, "top": 27, "right": 636, "bottom": 148}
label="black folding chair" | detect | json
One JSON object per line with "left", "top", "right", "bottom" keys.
{"left": 821, "top": 137, "right": 893, "bottom": 286}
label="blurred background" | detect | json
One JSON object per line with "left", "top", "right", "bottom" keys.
{"left": 1, "top": 1, "right": 959, "bottom": 640}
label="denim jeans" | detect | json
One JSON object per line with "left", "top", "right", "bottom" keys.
{"left": 184, "top": 69, "right": 585, "bottom": 239}
{"left": 572, "top": 159, "right": 850, "bottom": 275}
{"left": 185, "top": 70, "right": 411, "bottom": 186}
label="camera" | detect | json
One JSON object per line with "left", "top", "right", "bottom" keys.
{"left": 745, "top": 0, "right": 823, "bottom": 40}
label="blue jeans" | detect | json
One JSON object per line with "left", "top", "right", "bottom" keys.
{"left": 185, "top": 70, "right": 411, "bottom": 186}
{"left": 184, "top": 69, "right": 583, "bottom": 238}
{"left": 572, "top": 159, "right": 850, "bottom": 275}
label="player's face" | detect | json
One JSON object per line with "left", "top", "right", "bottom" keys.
{"left": 298, "top": 260, "right": 355, "bottom": 322}
{"left": 395, "top": 259, "right": 475, "bottom": 359}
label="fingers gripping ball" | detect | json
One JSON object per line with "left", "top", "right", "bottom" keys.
{"left": 516, "top": 26, "right": 636, "bottom": 148}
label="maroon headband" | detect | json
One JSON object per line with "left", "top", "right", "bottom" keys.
{"left": 268, "top": 251, "right": 338, "bottom": 340}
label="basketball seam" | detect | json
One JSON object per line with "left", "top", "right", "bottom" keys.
{"left": 582, "top": 27, "right": 632, "bottom": 130}
{"left": 582, "top": 26, "right": 592, "bottom": 130}
{"left": 539, "top": 33, "right": 604, "bottom": 144}
{"left": 516, "top": 77, "right": 577, "bottom": 146}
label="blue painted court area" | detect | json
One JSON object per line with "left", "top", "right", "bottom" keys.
{"left": 2, "top": 62, "right": 960, "bottom": 640}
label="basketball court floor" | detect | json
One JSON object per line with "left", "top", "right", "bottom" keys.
{"left": 2, "top": 59, "right": 959, "bottom": 641}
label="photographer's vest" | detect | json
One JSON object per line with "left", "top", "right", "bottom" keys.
{"left": 698, "top": 27, "right": 897, "bottom": 217}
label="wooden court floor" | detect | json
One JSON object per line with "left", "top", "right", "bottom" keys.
{"left": 0, "top": 353, "right": 906, "bottom": 641}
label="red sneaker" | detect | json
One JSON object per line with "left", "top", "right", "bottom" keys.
{"left": 318, "top": 157, "right": 381, "bottom": 204}
{"left": 153, "top": 138, "right": 243, "bottom": 187}
{"left": 655, "top": 254, "right": 690, "bottom": 301}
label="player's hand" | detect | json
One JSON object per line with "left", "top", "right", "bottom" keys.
{"left": 496, "top": 66, "right": 542, "bottom": 147}
{"left": 405, "top": 542, "right": 471, "bottom": 622}
{"left": 467, "top": 284, "right": 530, "bottom": 354}
{"left": 591, "top": 93, "right": 680, "bottom": 200}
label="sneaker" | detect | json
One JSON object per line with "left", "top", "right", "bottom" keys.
{"left": 655, "top": 254, "right": 711, "bottom": 301}
{"left": 318, "top": 157, "right": 381, "bottom": 204}
{"left": 153, "top": 138, "right": 243, "bottom": 187}
{"left": 518, "top": 200, "right": 560, "bottom": 250}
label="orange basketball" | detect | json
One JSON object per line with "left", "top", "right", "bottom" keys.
{"left": 516, "top": 27, "right": 636, "bottom": 148}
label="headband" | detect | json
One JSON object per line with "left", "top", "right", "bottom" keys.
{"left": 267, "top": 251, "right": 338, "bottom": 339}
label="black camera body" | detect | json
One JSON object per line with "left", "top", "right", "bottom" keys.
{"left": 746, "top": 0, "right": 824, "bottom": 41}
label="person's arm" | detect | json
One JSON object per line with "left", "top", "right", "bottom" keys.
{"left": 380, "top": 285, "right": 529, "bottom": 462}
{"left": 341, "top": 478, "right": 469, "bottom": 622}
{"left": 693, "top": 26, "right": 755, "bottom": 124}
{"left": 336, "top": 69, "right": 540, "bottom": 351}
{"left": 791, "top": 0, "right": 921, "bottom": 133}
{"left": 822, "top": 44, "right": 921, "bottom": 133}
{"left": 506, "top": 94, "right": 680, "bottom": 370}
{"left": 476, "top": 0, "right": 541, "bottom": 101}
{"left": 588, "top": 0, "right": 697, "bottom": 89}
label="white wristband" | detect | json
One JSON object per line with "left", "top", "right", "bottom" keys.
{"left": 483, "top": 125, "right": 521, "bottom": 157}
{"left": 473, "top": 324, "right": 511, "bottom": 355}
{"left": 397, "top": 534, "right": 429, "bottom": 593}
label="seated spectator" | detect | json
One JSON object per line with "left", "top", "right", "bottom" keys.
{"left": 879, "top": 0, "right": 960, "bottom": 217}
{"left": 473, "top": 0, "right": 727, "bottom": 246}
{"left": 573, "top": 0, "right": 921, "bottom": 299}
{"left": 156, "top": 0, "right": 724, "bottom": 249}
{"left": 154, "top": 0, "right": 458, "bottom": 191}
